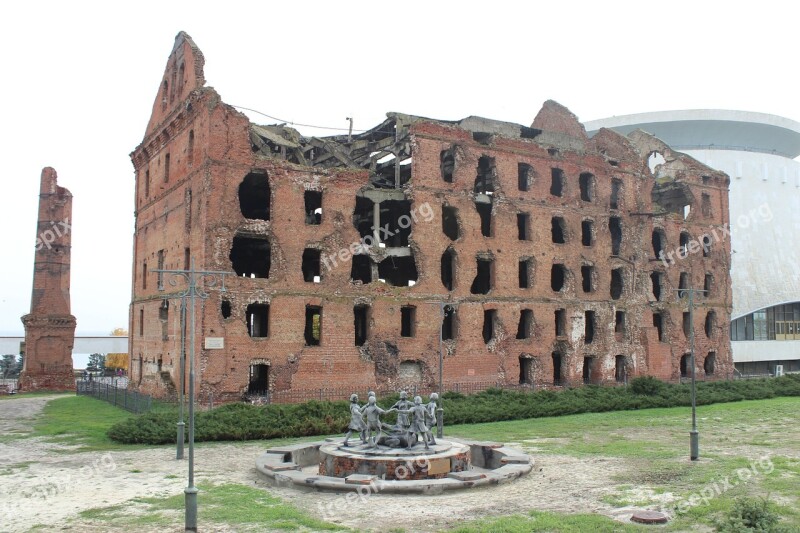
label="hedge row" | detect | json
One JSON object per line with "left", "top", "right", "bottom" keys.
{"left": 106, "top": 375, "right": 800, "bottom": 444}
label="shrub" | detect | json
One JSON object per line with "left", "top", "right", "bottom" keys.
{"left": 107, "top": 376, "right": 800, "bottom": 445}
{"left": 630, "top": 376, "right": 666, "bottom": 396}
{"left": 715, "top": 496, "right": 787, "bottom": 532}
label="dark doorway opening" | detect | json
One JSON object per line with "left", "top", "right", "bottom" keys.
{"left": 248, "top": 363, "right": 269, "bottom": 395}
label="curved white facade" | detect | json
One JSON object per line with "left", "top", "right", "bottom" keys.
{"left": 585, "top": 110, "right": 800, "bottom": 368}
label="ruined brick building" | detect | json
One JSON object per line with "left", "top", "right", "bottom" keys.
{"left": 129, "top": 32, "right": 732, "bottom": 401}
{"left": 20, "top": 167, "right": 76, "bottom": 391}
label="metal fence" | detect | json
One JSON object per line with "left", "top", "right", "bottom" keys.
{"left": 245, "top": 380, "right": 573, "bottom": 405}
{"left": 76, "top": 380, "right": 152, "bottom": 413}
{"left": 0, "top": 378, "right": 18, "bottom": 394}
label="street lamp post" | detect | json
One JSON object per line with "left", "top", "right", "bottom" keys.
{"left": 676, "top": 284, "right": 707, "bottom": 461}
{"left": 155, "top": 259, "right": 231, "bottom": 532}
{"left": 177, "top": 295, "right": 186, "bottom": 460}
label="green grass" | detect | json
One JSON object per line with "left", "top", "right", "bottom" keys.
{"left": 0, "top": 391, "right": 70, "bottom": 400}
{"left": 0, "top": 461, "right": 34, "bottom": 476}
{"left": 448, "top": 510, "right": 647, "bottom": 532}
{"left": 78, "top": 483, "right": 345, "bottom": 530}
{"left": 447, "top": 396, "right": 800, "bottom": 458}
{"left": 446, "top": 397, "right": 800, "bottom": 531}
{"left": 31, "top": 395, "right": 140, "bottom": 451}
{"left": 34, "top": 395, "right": 800, "bottom": 532}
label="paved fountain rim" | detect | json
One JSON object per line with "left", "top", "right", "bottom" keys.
{"left": 256, "top": 437, "right": 533, "bottom": 494}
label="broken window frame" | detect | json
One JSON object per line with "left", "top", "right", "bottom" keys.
{"left": 517, "top": 212, "right": 531, "bottom": 241}
{"left": 701, "top": 193, "right": 712, "bottom": 218}
{"left": 354, "top": 304, "right": 369, "bottom": 347}
{"left": 442, "top": 305, "right": 457, "bottom": 341}
{"left": 474, "top": 156, "right": 496, "bottom": 194}
{"left": 475, "top": 198, "right": 493, "bottom": 238}
{"left": 351, "top": 254, "right": 372, "bottom": 284}
{"left": 679, "top": 231, "right": 691, "bottom": 258}
{"left": 552, "top": 352, "right": 563, "bottom": 385}
{"left": 378, "top": 255, "right": 419, "bottom": 287}
{"left": 579, "top": 172, "right": 595, "bottom": 202}
{"left": 550, "top": 168, "right": 565, "bottom": 197}
{"left": 519, "top": 258, "right": 532, "bottom": 289}
{"left": 581, "top": 220, "right": 594, "bottom": 247}
{"left": 442, "top": 205, "right": 460, "bottom": 241}
{"left": 246, "top": 303, "right": 270, "bottom": 338}
{"left": 230, "top": 235, "right": 271, "bottom": 279}
{"left": 401, "top": 305, "right": 416, "bottom": 338}
{"left": 440, "top": 148, "right": 455, "bottom": 183}
{"left": 441, "top": 248, "right": 456, "bottom": 291}
{"left": 615, "top": 311, "right": 626, "bottom": 338}
{"left": 554, "top": 309, "right": 566, "bottom": 337}
{"left": 248, "top": 363, "right": 269, "bottom": 395}
{"left": 581, "top": 265, "right": 594, "bottom": 293}
{"left": 704, "top": 352, "right": 716, "bottom": 376}
{"left": 304, "top": 190, "right": 322, "bottom": 225}
{"left": 609, "top": 216, "right": 622, "bottom": 256}
{"left": 516, "top": 309, "right": 533, "bottom": 340}
{"left": 678, "top": 272, "right": 689, "bottom": 299}
{"left": 302, "top": 248, "right": 322, "bottom": 283}
{"left": 470, "top": 255, "right": 493, "bottom": 295}
{"left": 551, "top": 216, "right": 567, "bottom": 244}
{"left": 518, "top": 163, "right": 533, "bottom": 192}
{"left": 651, "top": 271, "right": 664, "bottom": 301}
{"left": 550, "top": 263, "right": 569, "bottom": 292}
{"left": 585, "top": 310, "right": 596, "bottom": 344}
{"left": 610, "top": 268, "right": 624, "bottom": 300}
{"left": 519, "top": 355, "right": 533, "bottom": 385}
{"left": 610, "top": 178, "right": 622, "bottom": 210}
{"left": 583, "top": 356, "right": 594, "bottom": 384}
{"left": 551, "top": 264, "right": 567, "bottom": 292}
{"left": 705, "top": 310, "right": 716, "bottom": 338}
{"left": 304, "top": 305, "right": 322, "bottom": 346}
{"left": 238, "top": 171, "right": 271, "bottom": 221}
{"left": 614, "top": 355, "right": 627, "bottom": 383}
{"left": 652, "top": 228, "right": 667, "bottom": 258}
{"left": 221, "top": 299, "right": 232, "bottom": 319}
{"left": 653, "top": 311, "right": 664, "bottom": 341}
{"left": 482, "top": 309, "right": 497, "bottom": 344}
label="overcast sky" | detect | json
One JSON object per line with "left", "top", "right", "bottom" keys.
{"left": 0, "top": 0, "right": 797, "bottom": 336}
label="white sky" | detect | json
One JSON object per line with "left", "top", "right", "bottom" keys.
{"left": 0, "top": 0, "right": 798, "bottom": 335}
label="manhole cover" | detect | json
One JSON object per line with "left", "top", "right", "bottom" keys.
{"left": 631, "top": 510, "right": 668, "bottom": 524}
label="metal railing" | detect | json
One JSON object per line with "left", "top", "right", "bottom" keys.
{"left": 76, "top": 380, "right": 152, "bottom": 413}
{"left": 0, "top": 378, "right": 18, "bottom": 394}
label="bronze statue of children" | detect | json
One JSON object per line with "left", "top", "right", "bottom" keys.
{"left": 361, "top": 395, "right": 392, "bottom": 447}
{"left": 426, "top": 392, "right": 439, "bottom": 445}
{"left": 400, "top": 395, "right": 434, "bottom": 450}
{"left": 390, "top": 390, "right": 412, "bottom": 431}
{"left": 343, "top": 393, "right": 367, "bottom": 446}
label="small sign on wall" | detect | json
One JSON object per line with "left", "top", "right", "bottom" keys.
{"left": 205, "top": 337, "right": 224, "bottom": 349}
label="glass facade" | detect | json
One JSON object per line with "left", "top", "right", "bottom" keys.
{"left": 731, "top": 302, "right": 800, "bottom": 341}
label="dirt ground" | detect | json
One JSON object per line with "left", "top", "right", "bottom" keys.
{"left": 0, "top": 396, "right": 666, "bottom": 532}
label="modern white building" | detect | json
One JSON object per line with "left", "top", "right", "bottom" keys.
{"left": 585, "top": 110, "right": 800, "bottom": 376}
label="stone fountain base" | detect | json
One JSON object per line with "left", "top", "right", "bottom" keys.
{"left": 256, "top": 437, "right": 532, "bottom": 494}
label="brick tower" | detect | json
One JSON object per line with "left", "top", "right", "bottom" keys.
{"left": 19, "top": 167, "right": 77, "bottom": 391}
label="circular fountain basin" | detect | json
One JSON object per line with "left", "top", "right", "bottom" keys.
{"left": 319, "top": 439, "right": 470, "bottom": 480}
{"left": 256, "top": 437, "right": 533, "bottom": 494}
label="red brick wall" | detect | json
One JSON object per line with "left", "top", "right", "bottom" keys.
{"left": 128, "top": 34, "right": 732, "bottom": 401}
